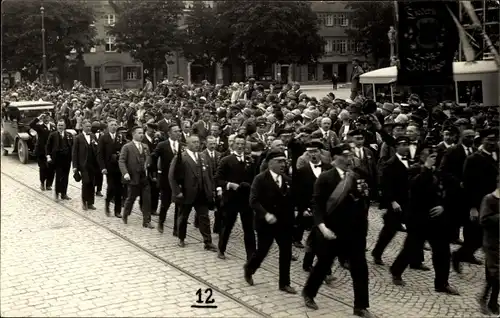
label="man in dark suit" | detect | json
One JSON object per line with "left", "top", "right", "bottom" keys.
{"left": 46, "top": 119, "right": 74, "bottom": 202}
{"left": 97, "top": 119, "right": 125, "bottom": 218}
{"left": 72, "top": 119, "right": 99, "bottom": 210}
{"left": 439, "top": 129, "right": 476, "bottom": 244}
{"left": 30, "top": 113, "right": 56, "bottom": 191}
{"left": 453, "top": 128, "right": 499, "bottom": 273}
{"left": 244, "top": 150, "right": 296, "bottom": 294}
{"left": 118, "top": 126, "right": 154, "bottom": 229}
{"left": 202, "top": 136, "right": 223, "bottom": 234}
{"left": 180, "top": 120, "right": 192, "bottom": 144}
{"left": 302, "top": 144, "right": 374, "bottom": 318}
{"left": 406, "top": 124, "right": 424, "bottom": 166}
{"left": 157, "top": 109, "right": 179, "bottom": 137}
{"left": 390, "top": 145, "right": 459, "bottom": 295}
{"left": 142, "top": 122, "right": 161, "bottom": 215}
{"left": 193, "top": 111, "right": 211, "bottom": 141}
{"left": 91, "top": 121, "right": 104, "bottom": 197}
{"left": 215, "top": 135, "right": 257, "bottom": 260}
{"left": 435, "top": 125, "right": 458, "bottom": 167}
{"left": 372, "top": 136, "right": 425, "bottom": 267}
{"left": 150, "top": 123, "right": 182, "bottom": 235}
{"left": 168, "top": 135, "right": 217, "bottom": 251}
{"left": 210, "top": 123, "right": 228, "bottom": 154}
{"left": 349, "top": 129, "right": 378, "bottom": 199}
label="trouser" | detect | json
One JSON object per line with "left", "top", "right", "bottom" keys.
{"left": 218, "top": 204, "right": 256, "bottom": 260}
{"left": 140, "top": 178, "right": 159, "bottom": 214}
{"left": 293, "top": 211, "right": 312, "bottom": 244}
{"left": 246, "top": 224, "right": 292, "bottom": 288}
{"left": 54, "top": 156, "right": 71, "bottom": 195}
{"left": 158, "top": 177, "right": 179, "bottom": 235}
{"left": 94, "top": 170, "right": 103, "bottom": 193}
{"left": 123, "top": 181, "right": 151, "bottom": 225}
{"left": 105, "top": 172, "right": 123, "bottom": 215}
{"left": 303, "top": 235, "right": 369, "bottom": 309}
{"left": 332, "top": 83, "right": 337, "bottom": 90}
{"left": 482, "top": 264, "right": 500, "bottom": 306}
{"left": 37, "top": 155, "right": 54, "bottom": 186}
{"left": 455, "top": 219, "right": 483, "bottom": 260}
{"left": 213, "top": 197, "right": 222, "bottom": 234}
{"left": 303, "top": 230, "right": 332, "bottom": 276}
{"left": 178, "top": 195, "right": 212, "bottom": 244}
{"left": 81, "top": 170, "right": 96, "bottom": 205}
{"left": 391, "top": 226, "right": 451, "bottom": 288}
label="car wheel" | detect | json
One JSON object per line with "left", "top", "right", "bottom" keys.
{"left": 17, "top": 139, "right": 29, "bottom": 164}
{"left": 2, "top": 149, "right": 8, "bottom": 156}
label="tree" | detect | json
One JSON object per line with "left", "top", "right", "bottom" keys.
{"left": 214, "top": 0, "right": 325, "bottom": 72}
{"left": 346, "top": 2, "right": 395, "bottom": 68}
{"left": 108, "top": 0, "right": 185, "bottom": 78}
{"left": 2, "top": 0, "right": 97, "bottom": 84}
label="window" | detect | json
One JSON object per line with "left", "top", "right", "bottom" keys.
{"left": 90, "top": 47, "right": 96, "bottom": 53}
{"left": 332, "top": 39, "right": 347, "bottom": 53}
{"left": 325, "top": 14, "right": 334, "bottom": 26}
{"left": 457, "top": 81, "right": 483, "bottom": 104}
{"left": 322, "top": 63, "right": 333, "bottom": 80}
{"left": 126, "top": 71, "right": 137, "bottom": 80}
{"left": 184, "top": 1, "right": 193, "bottom": 9}
{"left": 324, "top": 38, "right": 333, "bottom": 53}
{"left": 106, "top": 14, "right": 116, "bottom": 26}
{"left": 104, "top": 66, "right": 121, "bottom": 84}
{"left": 124, "top": 66, "right": 142, "bottom": 81}
{"left": 348, "top": 40, "right": 361, "bottom": 53}
{"left": 105, "top": 37, "right": 116, "bottom": 52}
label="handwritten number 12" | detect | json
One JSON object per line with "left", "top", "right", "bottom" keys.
{"left": 196, "top": 288, "right": 214, "bottom": 304}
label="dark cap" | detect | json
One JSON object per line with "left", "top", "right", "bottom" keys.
{"left": 117, "top": 126, "right": 127, "bottom": 133}
{"left": 146, "top": 122, "right": 158, "bottom": 130}
{"left": 395, "top": 135, "right": 410, "bottom": 144}
{"left": 256, "top": 117, "right": 267, "bottom": 127}
{"left": 266, "top": 149, "right": 287, "bottom": 161}
{"left": 331, "top": 144, "right": 352, "bottom": 156}
{"left": 479, "top": 128, "right": 499, "bottom": 139}
{"left": 442, "top": 125, "right": 459, "bottom": 135}
{"left": 305, "top": 140, "right": 324, "bottom": 151}
{"left": 348, "top": 129, "right": 365, "bottom": 137}
{"left": 277, "top": 127, "right": 293, "bottom": 136}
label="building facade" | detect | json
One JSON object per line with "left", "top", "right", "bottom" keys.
{"left": 82, "top": 0, "right": 143, "bottom": 89}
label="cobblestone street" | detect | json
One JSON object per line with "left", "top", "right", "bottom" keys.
{"left": 0, "top": 156, "right": 493, "bottom": 317}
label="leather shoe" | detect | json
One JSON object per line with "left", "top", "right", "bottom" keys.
{"left": 143, "top": 223, "right": 154, "bottom": 229}
{"left": 451, "top": 252, "right": 462, "bottom": 274}
{"left": 279, "top": 285, "right": 297, "bottom": 294}
{"left": 243, "top": 264, "right": 254, "bottom": 286}
{"left": 435, "top": 285, "right": 460, "bottom": 295}
{"left": 353, "top": 308, "right": 378, "bottom": 318}
{"left": 302, "top": 292, "right": 319, "bottom": 310}
{"left": 40, "top": 184, "right": 46, "bottom": 191}
{"left": 178, "top": 240, "right": 186, "bottom": 248}
{"left": 293, "top": 241, "right": 305, "bottom": 248}
{"left": 114, "top": 213, "right": 122, "bottom": 218}
{"left": 410, "top": 264, "right": 431, "bottom": 271}
{"left": 105, "top": 206, "right": 111, "bottom": 217}
{"left": 46, "top": 186, "right": 52, "bottom": 191}
{"left": 291, "top": 254, "right": 298, "bottom": 261}
{"left": 218, "top": 252, "right": 226, "bottom": 260}
{"left": 54, "top": 193, "right": 60, "bottom": 202}
{"left": 373, "top": 257, "right": 384, "bottom": 266}
{"left": 61, "top": 195, "right": 71, "bottom": 200}
{"left": 324, "top": 274, "right": 336, "bottom": 285}
{"left": 151, "top": 211, "right": 159, "bottom": 216}
{"left": 157, "top": 223, "right": 164, "bottom": 233}
{"left": 303, "top": 265, "right": 312, "bottom": 272}
{"left": 488, "top": 303, "right": 499, "bottom": 315}
{"left": 391, "top": 275, "right": 405, "bottom": 286}
{"left": 204, "top": 243, "right": 217, "bottom": 252}
{"left": 465, "top": 257, "right": 482, "bottom": 265}
{"left": 87, "top": 205, "right": 97, "bottom": 210}
{"left": 95, "top": 191, "right": 103, "bottom": 197}
{"left": 82, "top": 203, "right": 88, "bottom": 211}
{"left": 123, "top": 214, "right": 128, "bottom": 224}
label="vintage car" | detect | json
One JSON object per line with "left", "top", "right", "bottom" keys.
{"left": 1, "top": 101, "right": 76, "bottom": 163}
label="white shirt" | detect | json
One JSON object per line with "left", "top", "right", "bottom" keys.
{"left": 335, "top": 167, "right": 345, "bottom": 180}
{"left": 83, "top": 132, "right": 91, "bottom": 144}
{"left": 462, "top": 144, "right": 473, "bottom": 156}
{"left": 215, "top": 136, "right": 220, "bottom": 144}
{"left": 409, "top": 144, "right": 417, "bottom": 159}
{"left": 169, "top": 139, "right": 178, "bottom": 153}
{"left": 309, "top": 161, "right": 322, "bottom": 178}
{"left": 145, "top": 134, "right": 153, "bottom": 144}
{"left": 284, "top": 149, "right": 289, "bottom": 159}
{"left": 482, "top": 148, "right": 498, "bottom": 161}
{"left": 45, "top": 123, "right": 51, "bottom": 130}
{"left": 95, "top": 132, "right": 100, "bottom": 140}
{"left": 443, "top": 142, "right": 453, "bottom": 149}
{"left": 234, "top": 152, "right": 244, "bottom": 162}
{"left": 109, "top": 132, "right": 116, "bottom": 141}
{"left": 320, "top": 128, "right": 329, "bottom": 139}
{"left": 186, "top": 149, "right": 199, "bottom": 163}
{"left": 355, "top": 147, "right": 364, "bottom": 159}
{"left": 207, "top": 150, "right": 215, "bottom": 159}
{"left": 396, "top": 153, "right": 409, "bottom": 168}
{"left": 269, "top": 170, "right": 282, "bottom": 187}
{"left": 342, "top": 124, "right": 350, "bottom": 139}
{"left": 133, "top": 140, "right": 143, "bottom": 153}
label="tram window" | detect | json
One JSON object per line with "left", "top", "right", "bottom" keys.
{"left": 362, "top": 84, "right": 373, "bottom": 99}
{"left": 457, "top": 81, "right": 483, "bottom": 105}
{"left": 374, "top": 84, "right": 391, "bottom": 103}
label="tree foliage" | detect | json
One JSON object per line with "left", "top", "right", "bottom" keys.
{"left": 214, "top": 0, "right": 325, "bottom": 68}
{"left": 2, "top": 0, "right": 97, "bottom": 82}
{"left": 107, "top": 0, "right": 185, "bottom": 72}
{"left": 346, "top": 2, "right": 395, "bottom": 67}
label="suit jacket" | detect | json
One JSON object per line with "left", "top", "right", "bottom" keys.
{"left": 294, "top": 162, "right": 332, "bottom": 213}
{"left": 312, "top": 167, "right": 368, "bottom": 239}
{"left": 29, "top": 118, "right": 55, "bottom": 156}
{"left": 213, "top": 135, "right": 228, "bottom": 153}
{"left": 438, "top": 144, "right": 473, "bottom": 196}
{"left": 157, "top": 118, "right": 180, "bottom": 136}
{"left": 46, "top": 130, "right": 74, "bottom": 161}
{"left": 193, "top": 120, "right": 210, "bottom": 140}
{"left": 250, "top": 170, "right": 294, "bottom": 229}
{"left": 216, "top": 153, "right": 257, "bottom": 206}
{"left": 150, "top": 139, "right": 181, "bottom": 183}
{"left": 246, "top": 132, "right": 267, "bottom": 151}
{"left": 435, "top": 141, "right": 453, "bottom": 167}
{"left": 72, "top": 133, "right": 99, "bottom": 175}
{"left": 180, "top": 132, "right": 191, "bottom": 144}
{"left": 202, "top": 148, "right": 221, "bottom": 179}
{"left": 463, "top": 150, "right": 499, "bottom": 210}
{"left": 143, "top": 134, "right": 158, "bottom": 153}
{"left": 118, "top": 141, "right": 150, "bottom": 185}
{"left": 97, "top": 132, "right": 126, "bottom": 175}
{"left": 380, "top": 155, "right": 412, "bottom": 210}
{"left": 352, "top": 146, "right": 377, "bottom": 187}
{"left": 168, "top": 151, "right": 214, "bottom": 205}
{"left": 312, "top": 129, "right": 340, "bottom": 150}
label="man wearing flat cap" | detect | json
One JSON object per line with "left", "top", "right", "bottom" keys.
{"left": 244, "top": 149, "right": 296, "bottom": 294}
{"left": 453, "top": 128, "right": 499, "bottom": 273}
{"left": 303, "top": 144, "right": 374, "bottom": 317}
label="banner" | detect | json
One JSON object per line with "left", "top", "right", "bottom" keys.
{"left": 397, "top": 1, "right": 459, "bottom": 86}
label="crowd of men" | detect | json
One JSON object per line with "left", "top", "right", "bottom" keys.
{"left": 2, "top": 77, "right": 499, "bottom": 318}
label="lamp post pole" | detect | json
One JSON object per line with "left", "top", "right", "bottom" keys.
{"left": 41, "top": 1, "right": 48, "bottom": 84}
{"left": 388, "top": 26, "right": 397, "bottom": 66}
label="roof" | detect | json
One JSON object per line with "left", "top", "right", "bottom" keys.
{"left": 9, "top": 101, "right": 54, "bottom": 108}
{"left": 360, "top": 60, "right": 499, "bottom": 84}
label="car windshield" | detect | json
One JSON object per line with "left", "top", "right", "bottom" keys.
{"left": 18, "top": 108, "right": 53, "bottom": 124}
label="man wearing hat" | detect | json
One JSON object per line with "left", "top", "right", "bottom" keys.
{"left": 348, "top": 129, "right": 377, "bottom": 199}
{"left": 294, "top": 140, "right": 332, "bottom": 249}
{"left": 439, "top": 128, "right": 477, "bottom": 245}
{"left": 435, "top": 125, "right": 459, "bottom": 167}
{"left": 30, "top": 112, "right": 56, "bottom": 191}
{"left": 97, "top": 119, "right": 126, "bottom": 218}
{"left": 246, "top": 117, "right": 267, "bottom": 152}
{"left": 72, "top": 119, "right": 100, "bottom": 210}
{"left": 302, "top": 144, "right": 374, "bottom": 317}
{"left": 141, "top": 122, "right": 161, "bottom": 215}
{"left": 244, "top": 149, "right": 296, "bottom": 294}
{"left": 91, "top": 121, "right": 104, "bottom": 197}
{"left": 372, "top": 136, "right": 425, "bottom": 268}
{"left": 453, "top": 128, "right": 499, "bottom": 273}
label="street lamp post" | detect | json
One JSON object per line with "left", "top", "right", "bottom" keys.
{"left": 41, "top": 2, "right": 48, "bottom": 84}
{"left": 388, "top": 26, "right": 397, "bottom": 66}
